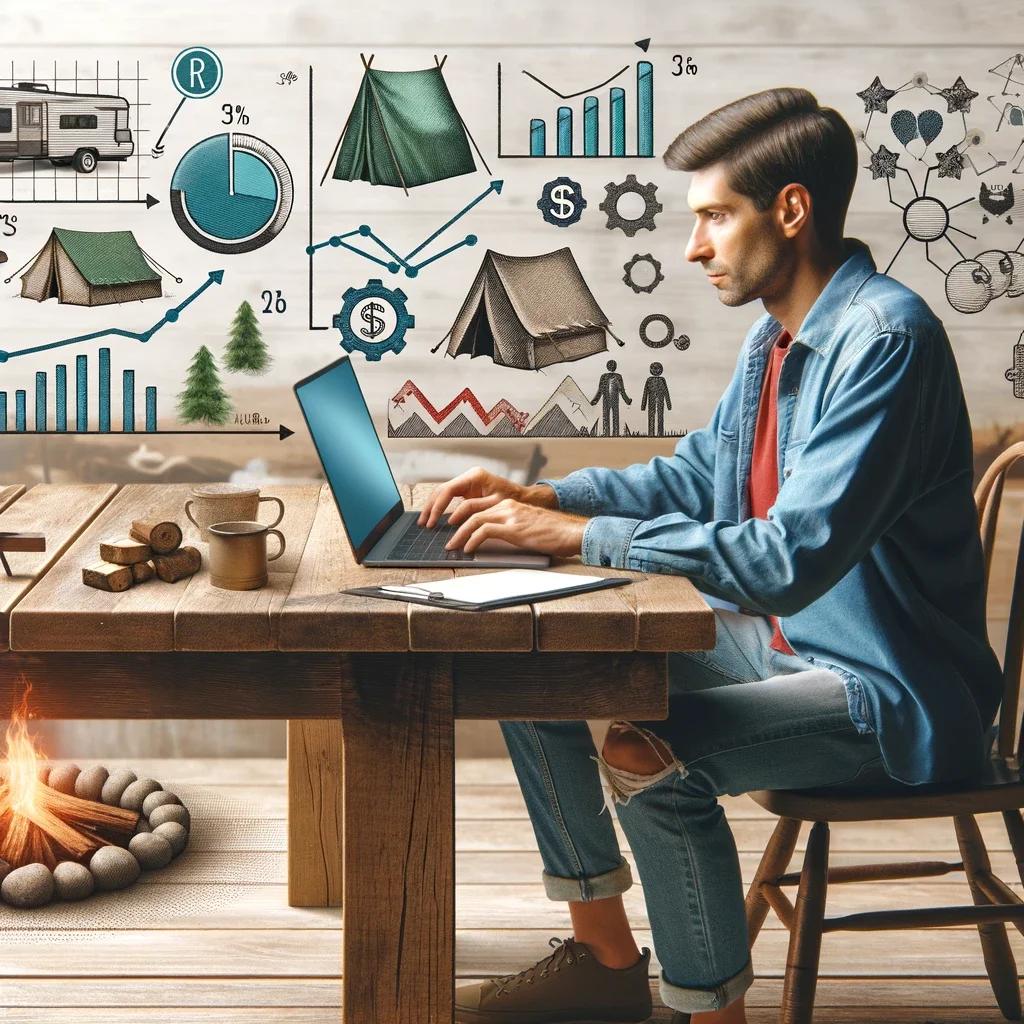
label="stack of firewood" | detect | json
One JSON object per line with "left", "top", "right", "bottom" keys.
{"left": 82, "top": 520, "right": 201, "bottom": 592}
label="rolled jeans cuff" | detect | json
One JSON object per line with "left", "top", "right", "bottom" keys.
{"left": 658, "top": 957, "right": 754, "bottom": 1014}
{"left": 541, "top": 859, "right": 634, "bottom": 902}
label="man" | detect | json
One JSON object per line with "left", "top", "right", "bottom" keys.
{"left": 420, "top": 87, "right": 1003, "bottom": 1024}
{"left": 592, "top": 358, "right": 632, "bottom": 436}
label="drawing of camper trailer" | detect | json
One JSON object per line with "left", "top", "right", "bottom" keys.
{"left": 0, "top": 82, "right": 134, "bottom": 173}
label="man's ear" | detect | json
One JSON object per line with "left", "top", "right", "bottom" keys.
{"left": 776, "top": 183, "right": 812, "bottom": 240}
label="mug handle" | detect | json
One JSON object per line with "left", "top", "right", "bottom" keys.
{"left": 184, "top": 500, "right": 200, "bottom": 530}
{"left": 267, "top": 529, "right": 286, "bottom": 562}
{"left": 260, "top": 495, "right": 285, "bottom": 528}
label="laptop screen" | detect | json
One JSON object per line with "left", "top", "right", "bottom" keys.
{"left": 294, "top": 357, "right": 402, "bottom": 551}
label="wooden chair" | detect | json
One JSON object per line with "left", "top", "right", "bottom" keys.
{"left": 746, "top": 441, "right": 1024, "bottom": 1023}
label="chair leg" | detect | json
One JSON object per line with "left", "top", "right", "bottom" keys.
{"left": 955, "top": 814, "right": 1023, "bottom": 1021}
{"left": 1002, "top": 809, "right": 1024, "bottom": 887}
{"left": 746, "top": 816, "right": 801, "bottom": 947}
{"left": 779, "top": 820, "right": 829, "bottom": 1024}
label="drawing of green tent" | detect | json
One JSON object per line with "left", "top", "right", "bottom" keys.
{"left": 20, "top": 227, "right": 163, "bottom": 306}
{"left": 439, "top": 247, "right": 617, "bottom": 370}
{"left": 322, "top": 54, "right": 489, "bottom": 194}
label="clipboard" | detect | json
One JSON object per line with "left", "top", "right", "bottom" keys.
{"left": 343, "top": 571, "right": 633, "bottom": 612}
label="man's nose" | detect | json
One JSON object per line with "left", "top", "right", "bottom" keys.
{"left": 684, "top": 224, "right": 711, "bottom": 264}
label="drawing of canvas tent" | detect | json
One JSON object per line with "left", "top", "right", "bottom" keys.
{"left": 18, "top": 227, "right": 166, "bottom": 306}
{"left": 437, "top": 247, "right": 621, "bottom": 370}
{"left": 321, "top": 54, "right": 490, "bottom": 194}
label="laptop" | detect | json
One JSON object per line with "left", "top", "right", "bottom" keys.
{"left": 293, "top": 355, "right": 551, "bottom": 568}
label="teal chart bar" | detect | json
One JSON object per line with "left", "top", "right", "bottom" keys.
{"left": 99, "top": 347, "right": 111, "bottom": 432}
{"left": 123, "top": 369, "right": 136, "bottom": 432}
{"left": 76, "top": 354, "right": 87, "bottom": 431}
{"left": 35, "top": 372, "right": 46, "bottom": 431}
{"left": 557, "top": 106, "right": 572, "bottom": 155}
{"left": 530, "top": 118, "right": 546, "bottom": 155}
{"left": 637, "top": 61, "right": 654, "bottom": 157}
{"left": 610, "top": 87, "right": 626, "bottom": 156}
{"left": 583, "top": 96, "right": 599, "bottom": 156}
{"left": 55, "top": 364, "right": 67, "bottom": 432}
{"left": 0, "top": 393, "right": 6, "bottom": 431}
{"left": 15, "top": 390, "right": 26, "bottom": 432}
{"left": 146, "top": 387, "right": 157, "bottom": 431}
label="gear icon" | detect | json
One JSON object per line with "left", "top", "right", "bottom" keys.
{"left": 600, "top": 174, "right": 663, "bottom": 236}
{"left": 332, "top": 279, "right": 415, "bottom": 361}
{"left": 537, "top": 176, "right": 587, "bottom": 227}
{"left": 623, "top": 253, "right": 664, "bottom": 294}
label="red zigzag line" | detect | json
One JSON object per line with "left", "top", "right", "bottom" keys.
{"left": 392, "top": 381, "right": 529, "bottom": 430}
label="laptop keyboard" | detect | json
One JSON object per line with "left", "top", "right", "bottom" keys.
{"left": 388, "top": 515, "right": 469, "bottom": 562}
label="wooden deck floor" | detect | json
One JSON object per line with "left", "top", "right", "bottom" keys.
{"left": 0, "top": 757, "right": 1021, "bottom": 1023}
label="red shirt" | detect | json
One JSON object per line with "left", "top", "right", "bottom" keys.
{"left": 748, "top": 329, "right": 796, "bottom": 656}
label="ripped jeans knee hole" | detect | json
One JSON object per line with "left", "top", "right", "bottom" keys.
{"left": 593, "top": 721, "right": 686, "bottom": 808}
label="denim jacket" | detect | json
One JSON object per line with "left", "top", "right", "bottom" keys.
{"left": 542, "top": 239, "right": 1003, "bottom": 786}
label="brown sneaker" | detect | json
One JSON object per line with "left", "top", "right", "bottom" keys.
{"left": 454, "top": 935, "right": 653, "bottom": 1023}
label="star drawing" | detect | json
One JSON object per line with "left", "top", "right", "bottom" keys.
{"left": 938, "top": 75, "right": 978, "bottom": 113}
{"left": 868, "top": 144, "right": 900, "bottom": 179}
{"left": 857, "top": 76, "right": 897, "bottom": 114}
{"left": 935, "top": 145, "right": 966, "bottom": 179}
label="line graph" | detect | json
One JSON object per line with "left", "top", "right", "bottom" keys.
{"left": 0, "top": 270, "right": 223, "bottom": 362}
{"left": 390, "top": 380, "right": 528, "bottom": 432}
{"left": 520, "top": 65, "right": 630, "bottom": 100}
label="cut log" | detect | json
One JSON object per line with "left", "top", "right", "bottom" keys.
{"left": 99, "top": 537, "right": 151, "bottom": 565}
{"left": 81, "top": 560, "right": 134, "bottom": 593}
{"left": 132, "top": 559, "right": 156, "bottom": 584}
{"left": 129, "top": 519, "right": 182, "bottom": 555}
{"left": 153, "top": 546, "right": 201, "bottom": 583}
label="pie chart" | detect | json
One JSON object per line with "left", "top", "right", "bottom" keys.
{"left": 170, "top": 133, "right": 293, "bottom": 254}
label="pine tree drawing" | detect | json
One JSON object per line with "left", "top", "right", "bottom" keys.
{"left": 177, "top": 345, "right": 233, "bottom": 425}
{"left": 225, "top": 300, "right": 271, "bottom": 375}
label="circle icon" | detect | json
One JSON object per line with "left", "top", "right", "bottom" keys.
{"left": 623, "top": 253, "right": 664, "bottom": 294}
{"left": 600, "top": 174, "right": 663, "bottom": 236}
{"left": 902, "top": 196, "right": 949, "bottom": 242}
{"left": 170, "top": 133, "right": 293, "bottom": 254}
{"left": 537, "top": 177, "right": 586, "bottom": 227}
{"left": 172, "top": 47, "right": 224, "bottom": 99}
{"left": 332, "top": 279, "right": 416, "bottom": 361}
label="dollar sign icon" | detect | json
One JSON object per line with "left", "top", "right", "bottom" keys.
{"left": 359, "top": 300, "right": 387, "bottom": 339}
{"left": 538, "top": 176, "right": 587, "bottom": 227}
{"left": 551, "top": 184, "right": 575, "bottom": 220}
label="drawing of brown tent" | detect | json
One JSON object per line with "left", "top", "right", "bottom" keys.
{"left": 441, "top": 247, "right": 612, "bottom": 370}
{"left": 20, "top": 227, "right": 163, "bottom": 306}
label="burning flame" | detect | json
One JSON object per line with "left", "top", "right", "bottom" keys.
{"left": 3, "top": 679, "right": 46, "bottom": 816}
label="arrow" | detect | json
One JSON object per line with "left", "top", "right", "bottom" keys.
{"left": 403, "top": 180, "right": 503, "bottom": 262}
{"left": 146, "top": 194, "right": 160, "bottom": 208}
{"left": 0, "top": 271, "right": 224, "bottom": 361}
{"left": 151, "top": 95, "right": 187, "bottom": 159}
{"left": 12, "top": 425, "right": 295, "bottom": 438}
{"left": 635, "top": 38, "right": 651, "bottom": 52}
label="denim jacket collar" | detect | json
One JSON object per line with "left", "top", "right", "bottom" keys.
{"left": 751, "top": 238, "right": 878, "bottom": 357}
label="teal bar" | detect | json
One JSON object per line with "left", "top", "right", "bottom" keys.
{"left": 15, "top": 390, "right": 26, "bottom": 432}
{"left": 583, "top": 96, "right": 599, "bottom": 155}
{"left": 35, "top": 372, "right": 46, "bottom": 431}
{"left": 56, "top": 364, "right": 67, "bottom": 432}
{"left": 610, "top": 87, "right": 625, "bottom": 156}
{"left": 76, "top": 354, "right": 88, "bottom": 431}
{"left": 0, "top": 393, "right": 6, "bottom": 432}
{"left": 557, "top": 106, "right": 573, "bottom": 156}
{"left": 145, "top": 386, "right": 157, "bottom": 431}
{"left": 530, "top": 118, "right": 546, "bottom": 156}
{"left": 123, "top": 369, "right": 135, "bottom": 432}
{"left": 99, "top": 347, "right": 110, "bottom": 432}
{"left": 637, "top": 61, "right": 653, "bottom": 157}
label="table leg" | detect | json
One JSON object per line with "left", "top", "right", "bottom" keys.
{"left": 287, "top": 719, "right": 343, "bottom": 907}
{"left": 340, "top": 652, "right": 454, "bottom": 1024}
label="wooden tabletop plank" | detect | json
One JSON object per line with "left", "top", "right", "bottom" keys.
{"left": 174, "top": 485, "right": 321, "bottom": 651}
{"left": 628, "top": 573, "right": 716, "bottom": 652}
{"left": 0, "top": 484, "right": 118, "bottom": 651}
{"left": 10, "top": 484, "right": 197, "bottom": 651}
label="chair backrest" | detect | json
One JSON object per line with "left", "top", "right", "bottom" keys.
{"left": 974, "top": 441, "right": 1024, "bottom": 764}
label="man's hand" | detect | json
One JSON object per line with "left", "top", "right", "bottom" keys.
{"left": 417, "top": 466, "right": 558, "bottom": 528}
{"left": 444, "top": 499, "right": 587, "bottom": 557}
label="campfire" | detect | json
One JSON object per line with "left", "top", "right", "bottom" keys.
{"left": 0, "top": 679, "right": 191, "bottom": 908}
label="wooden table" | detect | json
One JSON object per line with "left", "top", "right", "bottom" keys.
{"left": 0, "top": 481, "right": 714, "bottom": 1023}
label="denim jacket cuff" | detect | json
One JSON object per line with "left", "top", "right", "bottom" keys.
{"left": 582, "top": 516, "right": 642, "bottom": 569}
{"left": 536, "top": 475, "right": 603, "bottom": 516}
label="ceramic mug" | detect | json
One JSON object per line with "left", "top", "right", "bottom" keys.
{"left": 185, "top": 483, "right": 285, "bottom": 541}
{"left": 207, "top": 520, "right": 286, "bottom": 591}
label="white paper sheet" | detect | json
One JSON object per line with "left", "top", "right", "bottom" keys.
{"left": 380, "top": 569, "right": 610, "bottom": 605}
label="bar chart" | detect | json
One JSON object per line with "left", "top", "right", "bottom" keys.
{"left": 498, "top": 61, "right": 654, "bottom": 158}
{"left": 0, "top": 347, "right": 159, "bottom": 432}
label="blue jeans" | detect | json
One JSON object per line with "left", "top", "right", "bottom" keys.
{"left": 499, "top": 608, "right": 890, "bottom": 1015}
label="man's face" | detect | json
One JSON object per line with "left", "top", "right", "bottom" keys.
{"left": 684, "top": 163, "right": 790, "bottom": 306}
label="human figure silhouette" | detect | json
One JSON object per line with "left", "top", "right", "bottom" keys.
{"left": 641, "top": 361, "right": 672, "bottom": 436}
{"left": 591, "top": 359, "right": 631, "bottom": 436}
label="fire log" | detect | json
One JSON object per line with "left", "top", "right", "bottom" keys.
{"left": 153, "top": 546, "right": 201, "bottom": 583}
{"left": 82, "top": 561, "right": 134, "bottom": 593}
{"left": 129, "top": 520, "right": 183, "bottom": 556}
{"left": 99, "top": 537, "right": 152, "bottom": 565}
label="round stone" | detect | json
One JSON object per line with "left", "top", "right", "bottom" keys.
{"left": 120, "top": 778, "right": 162, "bottom": 811}
{"left": 134, "top": 818, "right": 152, "bottom": 834}
{"left": 100, "top": 769, "right": 137, "bottom": 807}
{"left": 53, "top": 861, "right": 95, "bottom": 901}
{"left": 2, "top": 863, "right": 55, "bottom": 908}
{"left": 153, "top": 821, "right": 188, "bottom": 857}
{"left": 148, "top": 803, "right": 190, "bottom": 830}
{"left": 142, "top": 790, "right": 181, "bottom": 818}
{"left": 35, "top": 761, "right": 52, "bottom": 785}
{"left": 0, "top": 858, "right": 12, "bottom": 884}
{"left": 75, "top": 765, "right": 110, "bottom": 802}
{"left": 129, "top": 832, "right": 174, "bottom": 870}
{"left": 89, "top": 845, "right": 141, "bottom": 891}
{"left": 47, "top": 762, "right": 82, "bottom": 796}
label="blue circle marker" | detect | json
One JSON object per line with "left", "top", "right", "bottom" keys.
{"left": 172, "top": 47, "right": 224, "bottom": 99}
{"left": 165, "top": 309, "right": 179, "bottom": 323}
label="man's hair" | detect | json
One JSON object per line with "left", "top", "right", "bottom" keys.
{"left": 663, "top": 87, "right": 857, "bottom": 248}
